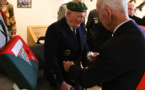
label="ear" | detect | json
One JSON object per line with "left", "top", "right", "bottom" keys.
{"left": 105, "top": 6, "right": 112, "bottom": 20}
{"left": 66, "top": 10, "right": 71, "bottom": 16}
{"left": 134, "top": 8, "right": 136, "bottom": 12}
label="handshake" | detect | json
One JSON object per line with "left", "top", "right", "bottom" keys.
{"left": 87, "top": 51, "right": 99, "bottom": 61}
{"left": 63, "top": 51, "right": 99, "bottom": 72}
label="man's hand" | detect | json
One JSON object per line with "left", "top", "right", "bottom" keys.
{"left": 63, "top": 61, "right": 75, "bottom": 72}
{"left": 87, "top": 52, "right": 99, "bottom": 61}
{"left": 60, "top": 81, "right": 72, "bottom": 90}
{"left": 84, "top": 67, "right": 88, "bottom": 69}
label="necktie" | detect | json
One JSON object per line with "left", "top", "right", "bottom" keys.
{"left": 72, "top": 28, "right": 77, "bottom": 38}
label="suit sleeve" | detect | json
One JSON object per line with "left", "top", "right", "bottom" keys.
{"left": 44, "top": 25, "right": 64, "bottom": 85}
{"left": 69, "top": 49, "right": 140, "bottom": 88}
{"left": 69, "top": 20, "right": 145, "bottom": 89}
{"left": 69, "top": 55, "right": 121, "bottom": 88}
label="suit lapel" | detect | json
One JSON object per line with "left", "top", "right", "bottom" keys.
{"left": 77, "top": 25, "right": 85, "bottom": 52}
{"left": 60, "top": 18, "right": 79, "bottom": 53}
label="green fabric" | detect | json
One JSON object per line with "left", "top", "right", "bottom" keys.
{"left": 29, "top": 44, "right": 44, "bottom": 70}
{"left": 0, "top": 54, "right": 38, "bottom": 90}
{"left": 67, "top": 1, "right": 87, "bottom": 12}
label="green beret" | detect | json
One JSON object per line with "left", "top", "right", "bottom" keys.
{"left": 67, "top": 1, "right": 88, "bottom": 12}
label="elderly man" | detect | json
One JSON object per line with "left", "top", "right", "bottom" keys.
{"left": 63, "top": 0, "right": 145, "bottom": 90}
{"left": 128, "top": 3, "right": 142, "bottom": 25}
{"left": 57, "top": 0, "right": 81, "bottom": 21}
{"left": 44, "top": 1, "right": 89, "bottom": 90}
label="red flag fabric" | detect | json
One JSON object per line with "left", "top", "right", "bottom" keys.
{"left": 0, "top": 9, "right": 6, "bottom": 21}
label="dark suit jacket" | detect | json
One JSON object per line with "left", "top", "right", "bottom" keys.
{"left": 86, "top": 9, "right": 111, "bottom": 52}
{"left": 44, "top": 17, "right": 89, "bottom": 86}
{"left": 129, "top": 15, "right": 142, "bottom": 25}
{"left": 141, "top": 17, "right": 145, "bottom": 26}
{"left": 69, "top": 20, "right": 145, "bottom": 90}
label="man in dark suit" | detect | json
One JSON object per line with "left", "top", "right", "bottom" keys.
{"left": 86, "top": 9, "right": 111, "bottom": 52}
{"left": 63, "top": 0, "right": 145, "bottom": 90}
{"left": 128, "top": 3, "right": 142, "bottom": 25}
{"left": 44, "top": 1, "right": 89, "bottom": 90}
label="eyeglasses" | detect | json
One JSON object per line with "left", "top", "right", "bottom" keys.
{"left": 128, "top": 8, "right": 134, "bottom": 10}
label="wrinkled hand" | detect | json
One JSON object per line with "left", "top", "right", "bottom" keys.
{"left": 87, "top": 52, "right": 99, "bottom": 61}
{"left": 63, "top": 61, "right": 75, "bottom": 72}
{"left": 60, "top": 81, "right": 72, "bottom": 90}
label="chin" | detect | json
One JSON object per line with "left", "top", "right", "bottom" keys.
{"left": 76, "top": 24, "right": 80, "bottom": 28}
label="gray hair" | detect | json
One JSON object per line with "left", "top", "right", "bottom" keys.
{"left": 98, "top": 0, "right": 128, "bottom": 14}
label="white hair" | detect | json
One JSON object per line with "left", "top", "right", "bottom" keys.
{"left": 98, "top": 0, "right": 128, "bottom": 14}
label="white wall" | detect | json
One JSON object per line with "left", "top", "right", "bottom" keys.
{"left": 8, "top": 0, "right": 57, "bottom": 42}
{"left": 133, "top": 1, "right": 145, "bottom": 18}
{"left": 8, "top": 0, "right": 145, "bottom": 42}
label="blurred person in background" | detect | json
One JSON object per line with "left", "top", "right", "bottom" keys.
{"left": 128, "top": 3, "right": 142, "bottom": 25}
{"left": 0, "top": 0, "right": 17, "bottom": 38}
{"left": 86, "top": 9, "right": 111, "bottom": 52}
{"left": 0, "top": 0, "right": 19, "bottom": 89}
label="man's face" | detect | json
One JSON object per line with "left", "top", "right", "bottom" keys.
{"left": 0, "top": 0, "right": 7, "bottom": 5}
{"left": 68, "top": 11, "right": 85, "bottom": 28}
{"left": 128, "top": 4, "right": 136, "bottom": 16}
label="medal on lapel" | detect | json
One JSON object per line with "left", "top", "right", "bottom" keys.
{"left": 64, "top": 49, "right": 70, "bottom": 61}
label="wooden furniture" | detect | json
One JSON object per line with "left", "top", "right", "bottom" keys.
{"left": 86, "top": 86, "right": 102, "bottom": 90}
{"left": 27, "top": 25, "right": 48, "bottom": 45}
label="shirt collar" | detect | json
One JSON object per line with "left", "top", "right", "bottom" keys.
{"left": 66, "top": 21, "right": 77, "bottom": 32}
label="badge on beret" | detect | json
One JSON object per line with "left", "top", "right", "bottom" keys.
{"left": 64, "top": 50, "right": 70, "bottom": 56}
{"left": 67, "top": 1, "right": 88, "bottom": 12}
{"left": 72, "top": 5, "right": 76, "bottom": 9}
